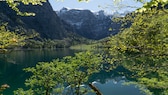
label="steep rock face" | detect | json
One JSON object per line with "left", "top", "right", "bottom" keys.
{"left": 0, "top": 1, "right": 67, "bottom": 39}
{"left": 57, "top": 8, "right": 121, "bottom": 40}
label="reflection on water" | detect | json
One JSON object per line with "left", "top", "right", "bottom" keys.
{"left": 64, "top": 77, "right": 145, "bottom": 95}
{"left": 0, "top": 49, "right": 77, "bottom": 66}
{"left": 0, "top": 49, "right": 78, "bottom": 95}
{"left": 0, "top": 49, "right": 145, "bottom": 95}
{"left": 89, "top": 68, "right": 145, "bottom": 95}
{"left": 94, "top": 79, "right": 145, "bottom": 95}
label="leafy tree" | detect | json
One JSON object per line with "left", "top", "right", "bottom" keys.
{"left": 108, "top": 9, "right": 168, "bottom": 59}
{"left": 114, "top": 0, "right": 168, "bottom": 13}
{"left": 137, "top": 0, "right": 168, "bottom": 12}
{"left": 0, "top": 23, "right": 27, "bottom": 53}
{"left": 14, "top": 51, "right": 103, "bottom": 95}
{"left": 24, "top": 61, "right": 64, "bottom": 95}
{"left": 60, "top": 51, "right": 103, "bottom": 95}
{"left": 13, "top": 88, "right": 34, "bottom": 95}
{"left": 106, "top": 7, "right": 168, "bottom": 95}
{"left": 5, "top": 0, "right": 46, "bottom": 16}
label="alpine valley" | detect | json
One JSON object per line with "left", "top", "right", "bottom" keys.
{"left": 0, "top": 0, "right": 126, "bottom": 48}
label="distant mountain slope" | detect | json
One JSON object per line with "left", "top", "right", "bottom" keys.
{"left": 57, "top": 8, "right": 121, "bottom": 40}
{"left": 0, "top": 1, "right": 70, "bottom": 39}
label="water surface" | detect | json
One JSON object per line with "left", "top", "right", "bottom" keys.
{"left": 0, "top": 49, "right": 145, "bottom": 95}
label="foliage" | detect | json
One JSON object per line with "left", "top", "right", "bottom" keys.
{"left": 137, "top": 0, "right": 168, "bottom": 12}
{"left": 3, "top": 0, "right": 89, "bottom": 16}
{"left": 5, "top": 0, "right": 46, "bottom": 16}
{"left": 14, "top": 88, "right": 34, "bottom": 95}
{"left": 0, "top": 23, "right": 27, "bottom": 94}
{"left": 106, "top": 8, "right": 168, "bottom": 95}
{"left": 108, "top": 9, "right": 168, "bottom": 60}
{"left": 0, "top": 84, "right": 10, "bottom": 95}
{"left": 61, "top": 51, "right": 103, "bottom": 95}
{"left": 1, "top": 0, "right": 168, "bottom": 95}
{"left": 24, "top": 61, "right": 64, "bottom": 95}
{"left": 114, "top": 0, "right": 168, "bottom": 13}
{"left": 7, "top": 0, "right": 168, "bottom": 16}
{"left": 14, "top": 51, "right": 103, "bottom": 95}
{"left": 0, "top": 23, "right": 27, "bottom": 53}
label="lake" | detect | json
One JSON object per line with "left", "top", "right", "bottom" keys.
{"left": 0, "top": 49, "right": 145, "bottom": 95}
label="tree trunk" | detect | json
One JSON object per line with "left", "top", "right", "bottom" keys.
{"left": 89, "top": 83, "right": 102, "bottom": 95}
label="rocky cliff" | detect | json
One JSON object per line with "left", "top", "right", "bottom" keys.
{"left": 57, "top": 8, "right": 121, "bottom": 40}
{"left": 0, "top": 1, "right": 70, "bottom": 39}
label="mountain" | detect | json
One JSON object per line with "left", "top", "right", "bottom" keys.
{"left": 0, "top": 1, "right": 93, "bottom": 48}
{"left": 57, "top": 8, "right": 121, "bottom": 40}
{"left": 0, "top": 1, "right": 72, "bottom": 39}
{"left": 0, "top": 1, "right": 124, "bottom": 48}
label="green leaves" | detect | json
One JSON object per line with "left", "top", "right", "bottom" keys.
{"left": 6, "top": 0, "right": 46, "bottom": 16}
{"left": 58, "top": 51, "right": 103, "bottom": 95}
{"left": 23, "top": 61, "right": 63, "bottom": 95}
{"left": 0, "top": 24, "right": 26, "bottom": 52}
{"left": 106, "top": 4, "right": 168, "bottom": 95}
{"left": 4, "top": 0, "right": 90, "bottom": 16}
{"left": 14, "top": 51, "right": 103, "bottom": 95}
{"left": 109, "top": 9, "right": 168, "bottom": 58}
{"left": 14, "top": 88, "right": 34, "bottom": 95}
{"left": 112, "top": 0, "right": 168, "bottom": 13}
{"left": 136, "top": 0, "right": 168, "bottom": 12}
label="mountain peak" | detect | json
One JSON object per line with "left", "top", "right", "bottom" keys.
{"left": 57, "top": 9, "right": 121, "bottom": 40}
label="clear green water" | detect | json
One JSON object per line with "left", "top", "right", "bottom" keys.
{"left": 0, "top": 49, "right": 145, "bottom": 95}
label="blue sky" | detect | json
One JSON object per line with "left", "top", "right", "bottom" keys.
{"left": 49, "top": 0, "right": 144, "bottom": 14}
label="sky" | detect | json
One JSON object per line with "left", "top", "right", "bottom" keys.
{"left": 49, "top": 0, "right": 144, "bottom": 14}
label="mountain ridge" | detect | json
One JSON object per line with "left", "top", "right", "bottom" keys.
{"left": 0, "top": 1, "right": 68, "bottom": 39}
{"left": 0, "top": 1, "right": 92, "bottom": 48}
{"left": 57, "top": 8, "right": 122, "bottom": 40}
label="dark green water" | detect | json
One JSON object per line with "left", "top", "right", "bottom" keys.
{"left": 0, "top": 49, "right": 145, "bottom": 95}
